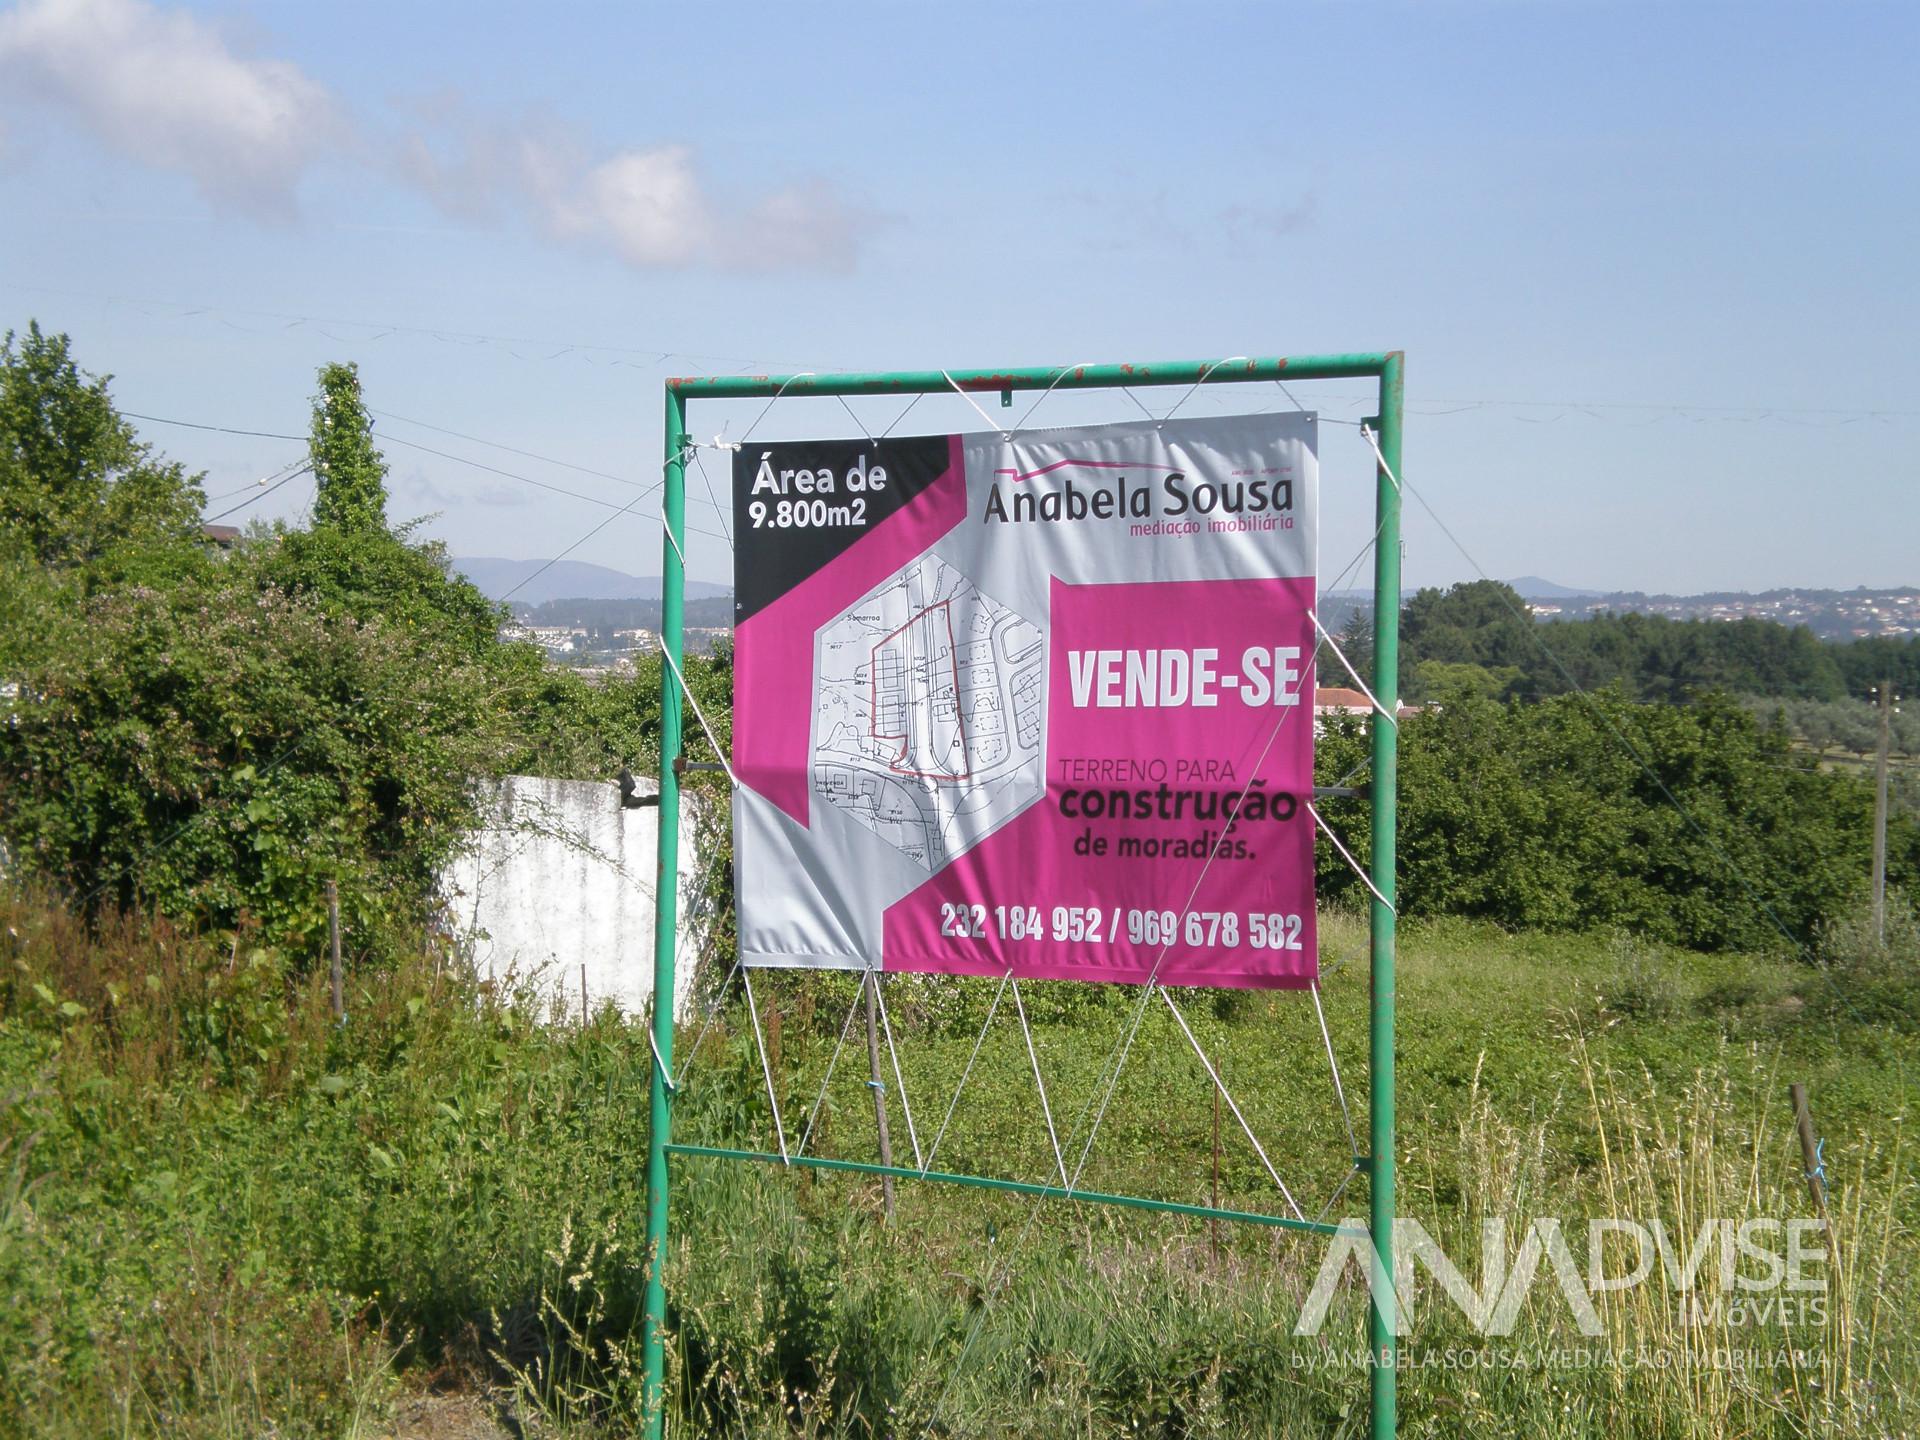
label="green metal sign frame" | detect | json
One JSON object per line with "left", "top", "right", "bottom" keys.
{"left": 644, "top": 353, "right": 1404, "bottom": 1439}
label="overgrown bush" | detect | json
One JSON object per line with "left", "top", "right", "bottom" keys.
{"left": 1315, "top": 691, "right": 1918, "bottom": 951}
{"left": 1814, "top": 887, "right": 1920, "bottom": 1029}
{"left": 0, "top": 328, "right": 727, "bottom": 967}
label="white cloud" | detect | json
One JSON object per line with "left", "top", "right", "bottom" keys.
{"left": 396, "top": 99, "right": 868, "bottom": 274}
{"left": 546, "top": 143, "right": 711, "bottom": 268}
{"left": 0, "top": 1, "right": 869, "bottom": 269}
{"left": 0, "top": 0, "right": 337, "bottom": 215}
{"left": 725, "top": 178, "right": 866, "bottom": 275}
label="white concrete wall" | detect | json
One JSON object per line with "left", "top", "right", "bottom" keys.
{"left": 441, "top": 774, "right": 713, "bottom": 1020}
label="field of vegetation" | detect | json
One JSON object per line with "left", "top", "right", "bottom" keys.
{"left": 1, "top": 324, "right": 1916, "bottom": 1437}
{"left": 2, "top": 892, "right": 1914, "bottom": 1438}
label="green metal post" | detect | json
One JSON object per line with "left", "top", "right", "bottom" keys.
{"left": 640, "top": 389, "right": 688, "bottom": 1439}
{"left": 1368, "top": 353, "right": 1404, "bottom": 1439}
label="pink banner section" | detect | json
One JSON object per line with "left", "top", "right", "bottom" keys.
{"left": 733, "top": 437, "right": 967, "bottom": 824}
{"left": 883, "top": 577, "right": 1319, "bottom": 988}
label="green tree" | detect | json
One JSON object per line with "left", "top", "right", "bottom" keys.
{"left": 1332, "top": 605, "right": 1374, "bottom": 689}
{"left": 1399, "top": 580, "right": 1537, "bottom": 698}
{"left": 272, "top": 361, "right": 501, "bottom": 658}
{"left": 308, "top": 361, "right": 388, "bottom": 534}
{"left": 0, "top": 337, "right": 503, "bottom": 956}
{"left": 1314, "top": 690, "right": 1916, "bottom": 950}
{"left": 0, "top": 322, "right": 204, "bottom": 581}
{"left": 1831, "top": 634, "right": 1920, "bottom": 702}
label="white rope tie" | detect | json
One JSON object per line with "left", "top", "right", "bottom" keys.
{"left": 1308, "top": 801, "right": 1396, "bottom": 914}
{"left": 941, "top": 369, "right": 1008, "bottom": 437}
{"left": 1359, "top": 420, "right": 1402, "bottom": 491}
{"left": 639, "top": 435, "right": 706, "bottom": 504}
{"left": 874, "top": 975, "right": 924, "bottom": 1171}
{"left": 1010, "top": 980, "right": 1069, "bottom": 1189}
{"left": 923, "top": 970, "right": 1012, "bottom": 1174}
{"left": 1159, "top": 355, "right": 1248, "bottom": 424}
{"left": 1158, "top": 987, "right": 1305, "bottom": 1221}
{"left": 645, "top": 1021, "right": 676, "bottom": 1095}
{"left": 1010, "top": 359, "right": 1099, "bottom": 435}
{"left": 657, "top": 645, "right": 739, "bottom": 790}
{"left": 798, "top": 980, "right": 866, "bottom": 1156}
{"left": 738, "top": 372, "right": 816, "bottom": 446}
{"left": 689, "top": 447, "right": 732, "bottom": 545}
{"left": 1308, "top": 608, "right": 1397, "bottom": 729}
{"left": 740, "top": 967, "right": 789, "bottom": 1164}
{"left": 1311, "top": 982, "right": 1358, "bottom": 1157}
{"left": 660, "top": 505, "right": 690, "bottom": 570}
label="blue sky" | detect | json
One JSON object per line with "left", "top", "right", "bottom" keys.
{"left": 1, "top": 0, "right": 1914, "bottom": 592}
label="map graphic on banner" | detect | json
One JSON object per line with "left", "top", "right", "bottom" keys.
{"left": 730, "top": 413, "right": 1319, "bottom": 988}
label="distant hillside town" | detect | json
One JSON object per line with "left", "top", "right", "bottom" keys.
{"left": 467, "top": 557, "right": 1919, "bottom": 674}
{"left": 1526, "top": 586, "right": 1919, "bottom": 638}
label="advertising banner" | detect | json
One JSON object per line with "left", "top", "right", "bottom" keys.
{"left": 730, "top": 413, "right": 1318, "bottom": 987}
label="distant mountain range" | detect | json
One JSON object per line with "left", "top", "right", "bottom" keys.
{"left": 458, "top": 557, "right": 1915, "bottom": 643}
{"left": 1507, "top": 575, "right": 1602, "bottom": 600}
{"left": 453, "top": 557, "right": 731, "bottom": 606}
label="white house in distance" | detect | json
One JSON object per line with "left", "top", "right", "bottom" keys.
{"left": 1313, "top": 686, "right": 1421, "bottom": 732}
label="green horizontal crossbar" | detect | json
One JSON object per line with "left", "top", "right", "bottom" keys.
{"left": 666, "top": 354, "right": 1394, "bottom": 400}
{"left": 665, "top": 1143, "right": 1358, "bottom": 1238}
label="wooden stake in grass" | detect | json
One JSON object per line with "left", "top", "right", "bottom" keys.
{"left": 326, "top": 879, "right": 344, "bottom": 1024}
{"left": 1789, "top": 1082, "right": 1828, "bottom": 1216}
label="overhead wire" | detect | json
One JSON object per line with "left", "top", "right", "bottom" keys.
{"left": 201, "top": 462, "right": 311, "bottom": 514}
{"left": 496, "top": 480, "right": 660, "bottom": 604}
{"left": 203, "top": 464, "right": 311, "bottom": 520}
{"left": 6, "top": 282, "right": 828, "bottom": 372}
{"left": 123, "top": 409, "right": 303, "bottom": 441}
{"left": 123, "top": 404, "right": 736, "bottom": 543}
{"left": 368, "top": 407, "right": 648, "bottom": 489}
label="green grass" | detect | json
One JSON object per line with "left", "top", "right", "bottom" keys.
{"left": 1, "top": 891, "right": 1913, "bottom": 1438}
